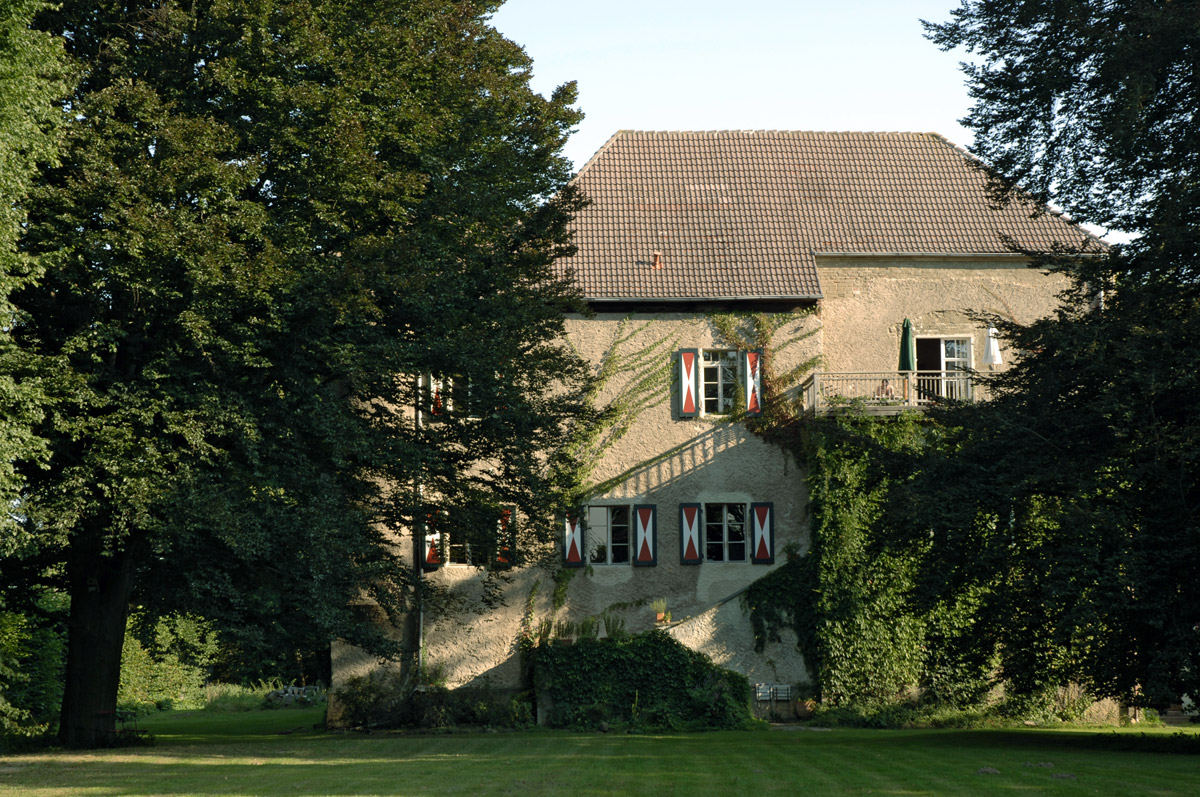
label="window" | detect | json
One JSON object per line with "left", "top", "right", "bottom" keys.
{"left": 588, "top": 505, "right": 630, "bottom": 565}
{"left": 702, "top": 350, "right": 738, "bottom": 415}
{"left": 427, "top": 506, "right": 515, "bottom": 569}
{"left": 426, "top": 375, "right": 472, "bottom": 419}
{"left": 446, "top": 531, "right": 489, "bottom": 567}
{"left": 705, "top": 503, "right": 747, "bottom": 562}
{"left": 679, "top": 349, "right": 762, "bottom": 418}
{"left": 915, "top": 337, "right": 973, "bottom": 400}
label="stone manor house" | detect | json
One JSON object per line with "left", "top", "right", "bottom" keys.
{"left": 332, "top": 130, "right": 1096, "bottom": 705}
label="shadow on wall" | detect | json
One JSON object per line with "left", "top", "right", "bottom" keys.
{"left": 589, "top": 422, "right": 778, "bottom": 499}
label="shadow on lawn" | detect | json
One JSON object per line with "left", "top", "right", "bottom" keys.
{"left": 859, "top": 728, "right": 1200, "bottom": 756}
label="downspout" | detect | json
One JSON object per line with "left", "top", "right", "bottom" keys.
{"left": 413, "top": 374, "right": 425, "bottom": 677}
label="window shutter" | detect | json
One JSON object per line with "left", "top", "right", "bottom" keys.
{"left": 679, "top": 503, "right": 702, "bottom": 565}
{"left": 632, "top": 505, "right": 657, "bottom": 567}
{"left": 563, "top": 515, "right": 585, "bottom": 567}
{"left": 750, "top": 502, "right": 774, "bottom": 564}
{"left": 422, "top": 521, "right": 442, "bottom": 571}
{"left": 744, "top": 349, "right": 763, "bottom": 417}
{"left": 493, "top": 506, "right": 515, "bottom": 570}
{"left": 678, "top": 349, "right": 700, "bottom": 418}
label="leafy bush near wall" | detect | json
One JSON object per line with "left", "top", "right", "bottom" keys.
{"left": 528, "top": 630, "right": 758, "bottom": 731}
{"left": 333, "top": 670, "right": 535, "bottom": 730}
{"left": 745, "top": 412, "right": 994, "bottom": 709}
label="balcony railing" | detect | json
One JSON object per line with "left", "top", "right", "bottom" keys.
{"left": 800, "top": 371, "right": 976, "bottom": 416}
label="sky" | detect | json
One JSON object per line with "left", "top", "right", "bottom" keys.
{"left": 489, "top": 0, "right": 977, "bottom": 171}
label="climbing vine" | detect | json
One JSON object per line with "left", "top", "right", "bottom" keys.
{"left": 744, "top": 411, "right": 994, "bottom": 707}
{"left": 550, "top": 316, "right": 676, "bottom": 509}
{"left": 709, "top": 310, "right": 820, "bottom": 452}
{"left": 530, "top": 310, "right": 821, "bottom": 684}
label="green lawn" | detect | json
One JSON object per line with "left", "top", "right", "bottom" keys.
{"left": 2, "top": 710, "right": 1198, "bottom": 796}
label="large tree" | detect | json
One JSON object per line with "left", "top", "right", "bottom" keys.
{"left": 10, "top": 0, "right": 587, "bottom": 746}
{"left": 903, "top": 0, "right": 1200, "bottom": 706}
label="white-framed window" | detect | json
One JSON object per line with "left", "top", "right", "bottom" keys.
{"left": 701, "top": 349, "right": 738, "bottom": 415}
{"left": 705, "top": 502, "right": 747, "bottom": 562}
{"left": 426, "top": 375, "right": 472, "bottom": 419}
{"left": 446, "top": 532, "right": 488, "bottom": 567}
{"left": 426, "top": 506, "right": 515, "bottom": 569}
{"left": 588, "top": 505, "right": 631, "bottom": 565}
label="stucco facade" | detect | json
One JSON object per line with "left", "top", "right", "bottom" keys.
{"left": 816, "top": 255, "right": 1070, "bottom": 375}
{"left": 333, "top": 310, "right": 819, "bottom": 698}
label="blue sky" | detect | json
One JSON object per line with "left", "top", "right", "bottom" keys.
{"left": 490, "top": 0, "right": 975, "bottom": 171}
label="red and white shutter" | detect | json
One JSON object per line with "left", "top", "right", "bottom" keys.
{"left": 422, "top": 523, "right": 442, "bottom": 571}
{"left": 563, "top": 515, "right": 585, "bottom": 567}
{"left": 633, "top": 505, "right": 657, "bottom": 567}
{"left": 744, "top": 349, "right": 763, "bottom": 417}
{"left": 679, "top": 503, "right": 702, "bottom": 565}
{"left": 678, "top": 349, "right": 700, "bottom": 418}
{"left": 750, "top": 502, "right": 774, "bottom": 564}
{"left": 494, "top": 506, "right": 515, "bottom": 570}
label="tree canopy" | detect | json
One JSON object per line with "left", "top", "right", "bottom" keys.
{"left": 0, "top": 0, "right": 67, "bottom": 740}
{"left": 0, "top": 0, "right": 65, "bottom": 523}
{"left": 905, "top": 0, "right": 1200, "bottom": 706}
{"left": 5, "top": 0, "right": 589, "bottom": 746}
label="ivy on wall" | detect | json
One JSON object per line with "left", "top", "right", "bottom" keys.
{"left": 709, "top": 311, "right": 819, "bottom": 452}
{"left": 520, "top": 310, "right": 819, "bottom": 705}
{"left": 744, "top": 411, "right": 994, "bottom": 707}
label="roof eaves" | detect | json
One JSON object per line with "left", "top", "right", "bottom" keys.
{"left": 584, "top": 293, "right": 824, "bottom": 302}
{"left": 813, "top": 251, "right": 1032, "bottom": 259}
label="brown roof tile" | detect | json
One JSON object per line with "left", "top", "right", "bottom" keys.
{"left": 559, "top": 130, "right": 1100, "bottom": 301}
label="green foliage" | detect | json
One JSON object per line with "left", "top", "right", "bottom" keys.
{"left": 800, "top": 414, "right": 926, "bottom": 704}
{"left": 333, "top": 670, "right": 533, "bottom": 730}
{"left": 10, "top": 0, "right": 590, "bottom": 744}
{"left": 746, "top": 412, "right": 994, "bottom": 708}
{"left": 0, "top": 0, "right": 67, "bottom": 525}
{"left": 118, "top": 615, "right": 209, "bottom": 715}
{"left": 925, "top": 0, "right": 1199, "bottom": 244}
{"left": 920, "top": 0, "right": 1200, "bottom": 707}
{"left": 529, "top": 630, "right": 758, "bottom": 731}
{"left": 201, "top": 682, "right": 284, "bottom": 713}
{"left": 0, "top": 606, "right": 64, "bottom": 742}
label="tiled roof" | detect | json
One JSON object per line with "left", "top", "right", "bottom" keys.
{"left": 559, "top": 130, "right": 1100, "bottom": 301}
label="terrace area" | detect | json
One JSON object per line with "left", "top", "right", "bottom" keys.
{"left": 800, "top": 371, "right": 979, "bottom": 416}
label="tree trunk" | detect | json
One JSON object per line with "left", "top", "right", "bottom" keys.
{"left": 57, "top": 528, "right": 138, "bottom": 748}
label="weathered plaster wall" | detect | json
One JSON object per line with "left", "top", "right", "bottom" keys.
{"left": 333, "top": 311, "right": 819, "bottom": 700}
{"left": 816, "top": 256, "right": 1069, "bottom": 374}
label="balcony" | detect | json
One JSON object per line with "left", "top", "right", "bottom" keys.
{"left": 800, "top": 371, "right": 977, "bottom": 416}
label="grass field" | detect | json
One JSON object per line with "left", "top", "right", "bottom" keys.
{"left": 2, "top": 710, "right": 1198, "bottom": 796}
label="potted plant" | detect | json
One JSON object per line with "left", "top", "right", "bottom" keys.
{"left": 651, "top": 598, "right": 667, "bottom": 624}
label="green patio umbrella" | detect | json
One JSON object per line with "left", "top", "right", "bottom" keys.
{"left": 899, "top": 318, "right": 916, "bottom": 371}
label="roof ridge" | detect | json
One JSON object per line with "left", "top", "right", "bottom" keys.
{"left": 599, "top": 129, "right": 939, "bottom": 137}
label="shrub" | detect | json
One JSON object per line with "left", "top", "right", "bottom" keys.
{"left": 333, "top": 671, "right": 535, "bottom": 731}
{"left": 1, "top": 607, "right": 66, "bottom": 745}
{"left": 118, "top": 622, "right": 207, "bottom": 714}
{"left": 529, "top": 630, "right": 759, "bottom": 732}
